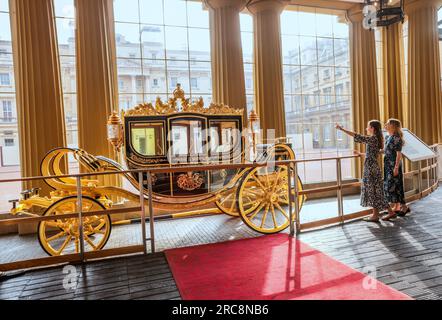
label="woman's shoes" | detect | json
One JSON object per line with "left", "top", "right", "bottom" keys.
{"left": 398, "top": 207, "right": 411, "bottom": 217}
{"left": 363, "top": 216, "right": 380, "bottom": 223}
{"left": 382, "top": 212, "right": 397, "bottom": 221}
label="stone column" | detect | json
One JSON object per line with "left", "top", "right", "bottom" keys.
{"left": 10, "top": 0, "right": 67, "bottom": 194}
{"left": 247, "top": 0, "right": 289, "bottom": 139}
{"left": 405, "top": 0, "right": 442, "bottom": 145}
{"left": 205, "top": 0, "right": 248, "bottom": 114}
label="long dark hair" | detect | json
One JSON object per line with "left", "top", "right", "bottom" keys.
{"left": 368, "top": 120, "right": 383, "bottom": 149}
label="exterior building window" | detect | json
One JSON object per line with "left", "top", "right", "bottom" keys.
{"left": 282, "top": 6, "right": 352, "bottom": 183}
{"left": 114, "top": 0, "right": 213, "bottom": 109}
{"left": 2, "top": 100, "right": 12, "bottom": 121}
{"left": 191, "top": 77, "right": 198, "bottom": 89}
{"left": 4, "top": 138, "right": 14, "bottom": 147}
{"left": 0, "top": 73, "right": 10, "bottom": 85}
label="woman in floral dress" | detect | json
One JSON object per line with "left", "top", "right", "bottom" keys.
{"left": 336, "top": 120, "right": 396, "bottom": 222}
{"left": 383, "top": 118, "right": 410, "bottom": 218}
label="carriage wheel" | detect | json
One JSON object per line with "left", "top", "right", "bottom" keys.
{"left": 216, "top": 182, "right": 261, "bottom": 217}
{"left": 38, "top": 196, "right": 111, "bottom": 256}
{"left": 237, "top": 145, "right": 304, "bottom": 234}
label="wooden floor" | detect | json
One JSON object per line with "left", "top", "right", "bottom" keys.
{"left": 1, "top": 186, "right": 442, "bottom": 300}
{"left": 0, "top": 254, "right": 180, "bottom": 300}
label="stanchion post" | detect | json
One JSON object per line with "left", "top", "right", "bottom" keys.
{"left": 336, "top": 158, "right": 344, "bottom": 222}
{"left": 293, "top": 161, "right": 301, "bottom": 235}
{"left": 147, "top": 171, "right": 155, "bottom": 253}
{"left": 287, "top": 162, "right": 294, "bottom": 237}
{"left": 138, "top": 172, "right": 147, "bottom": 254}
{"left": 76, "top": 176, "right": 85, "bottom": 262}
{"left": 418, "top": 161, "right": 423, "bottom": 198}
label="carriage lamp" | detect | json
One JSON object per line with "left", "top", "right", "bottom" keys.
{"left": 107, "top": 111, "right": 123, "bottom": 152}
{"left": 249, "top": 109, "right": 260, "bottom": 158}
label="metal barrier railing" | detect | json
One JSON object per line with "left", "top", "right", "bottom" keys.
{"left": 0, "top": 147, "right": 439, "bottom": 272}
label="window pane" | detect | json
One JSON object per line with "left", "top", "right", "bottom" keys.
{"left": 0, "top": 12, "right": 12, "bottom": 53}
{"left": 141, "top": 24, "right": 165, "bottom": 59}
{"left": 0, "top": 0, "right": 9, "bottom": 12}
{"left": 140, "top": 0, "right": 164, "bottom": 25}
{"left": 281, "top": 10, "right": 299, "bottom": 36}
{"left": 188, "top": 28, "right": 210, "bottom": 60}
{"left": 187, "top": 1, "right": 209, "bottom": 28}
{"left": 244, "top": 63, "right": 254, "bottom": 95}
{"left": 144, "top": 59, "right": 167, "bottom": 94}
{"left": 299, "top": 11, "right": 316, "bottom": 37}
{"left": 164, "top": 0, "right": 187, "bottom": 27}
{"left": 316, "top": 13, "right": 333, "bottom": 38}
{"left": 299, "top": 36, "right": 317, "bottom": 65}
{"left": 117, "top": 58, "right": 143, "bottom": 94}
{"left": 119, "top": 94, "right": 145, "bottom": 111}
{"left": 240, "top": 13, "right": 253, "bottom": 33}
{"left": 189, "top": 61, "right": 211, "bottom": 94}
{"left": 282, "top": 35, "right": 300, "bottom": 65}
{"left": 114, "top": 0, "right": 139, "bottom": 23}
{"left": 56, "top": 18, "right": 76, "bottom": 55}
{"left": 115, "top": 23, "right": 141, "bottom": 58}
{"left": 241, "top": 32, "right": 254, "bottom": 64}
{"left": 54, "top": 0, "right": 75, "bottom": 18}
{"left": 59, "top": 56, "right": 76, "bottom": 93}
{"left": 165, "top": 26, "right": 189, "bottom": 60}
{"left": 166, "top": 59, "right": 190, "bottom": 94}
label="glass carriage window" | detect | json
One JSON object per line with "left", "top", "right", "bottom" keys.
{"left": 130, "top": 122, "right": 165, "bottom": 156}
{"left": 209, "top": 120, "right": 240, "bottom": 155}
{"left": 113, "top": 0, "right": 213, "bottom": 110}
{"left": 281, "top": 6, "right": 353, "bottom": 183}
{"left": 170, "top": 119, "right": 204, "bottom": 157}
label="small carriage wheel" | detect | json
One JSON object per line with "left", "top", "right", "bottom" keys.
{"left": 237, "top": 145, "right": 304, "bottom": 234}
{"left": 38, "top": 196, "right": 112, "bottom": 256}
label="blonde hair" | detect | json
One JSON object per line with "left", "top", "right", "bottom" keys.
{"left": 386, "top": 118, "right": 405, "bottom": 146}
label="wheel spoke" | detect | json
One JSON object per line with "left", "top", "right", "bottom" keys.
{"left": 270, "top": 204, "right": 278, "bottom": 228}
{"left": 260, "top": 203, "right": 270, "bottom": 228}
{"left": 84, "top": 235, "right": 98, "bottom": 250}
{"left": 248, "top": 201, "right": 266, "bottom": 221}
{"left": 252, "top": 173, "right": 267, "bottom": 192}
{"left": 55, "top": 235, "right": 72, "bottom": 255}
{"left": 219, "top": 192, "right": 233, "bottom": 205}
{"left": 274, "top": 202, "right": 289, "bottom": 220}
{"left": 47, "top": 231, "right": 67, "bottom": 242}
{"left": 229, "top": 192, "right": 237, "bottom": 212}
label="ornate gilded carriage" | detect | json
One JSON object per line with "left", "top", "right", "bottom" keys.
{"left": 10, "top": 85, "right": 305, "bottom": 256}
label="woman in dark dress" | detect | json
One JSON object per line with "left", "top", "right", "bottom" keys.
{"left": 383, "top": 119, "right": 410, "bottom": 218}
{"left": 336, "top": 120, "right": 396, "bottom": 222}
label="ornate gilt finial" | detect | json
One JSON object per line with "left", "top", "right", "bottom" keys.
{"left": 173, "top": 83, "right": 185, "bottom": 101}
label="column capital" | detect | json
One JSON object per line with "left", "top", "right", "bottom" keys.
{"left": 404, "top": 0, "right": 442, "bottom": 15}
{"left": 204, "top": 0, "right": 248, "bottom": 11}
{"left": 246, "top": 0, "right": 290, "bottom": 15}
{"left": 346, "top": 4, "right": 364, "bottom": 23}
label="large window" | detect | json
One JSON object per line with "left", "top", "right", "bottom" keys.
{"left": 240, "top": 13, "right": 254, "bottom": 113}
{"left": 0, "top": 0, "right": 20, "bottom": 213}
{"left": 54, "top": 0, "right": 77, "bottom": 148}
{"left": 113, "top": 0, "right": 212, "bottom": 111}
{"left": 281, "top": 7, "right": 352, "bottom": 183}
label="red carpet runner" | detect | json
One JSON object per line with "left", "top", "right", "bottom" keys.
{"left": 165, "top": 234, "right": 411, "bottom": 300}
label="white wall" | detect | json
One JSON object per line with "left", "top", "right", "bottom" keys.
{"left": 1, "top": 145, "right": 20, "bottom": 166}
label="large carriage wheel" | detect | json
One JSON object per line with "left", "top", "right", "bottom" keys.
{"left": 237, "top": 145, "right": 304, "bottom": 234}
{"left": 216, "top": 182, "right": 260, "bottom": 217}
{"left": 38, "top": 196, "right": 111, "bottom": 256}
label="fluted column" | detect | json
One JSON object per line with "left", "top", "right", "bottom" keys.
{"left": 247, "top": 0, "right": 289, "bottom": 139}
{"left": 10, "top": 0, "right": 66, "bottom": 193}
{"left": 348, "top": 6, "right": 380, "bottom": 177}
{"left": 205, "top": 0, "right": 247, "bottom": 115}
{"left": 405, "top": 0, "right": 442, "bottom": 145}
{"left": 382, "top": 23, "right": 404, "bottom": 122}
